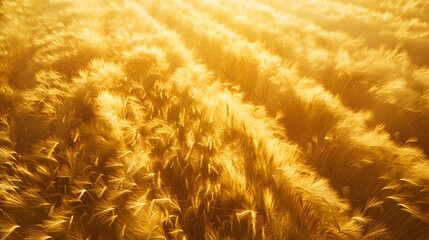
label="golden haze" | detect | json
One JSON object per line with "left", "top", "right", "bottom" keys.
{"left": 0, "top": 0, "right": 429, "bottom": 239}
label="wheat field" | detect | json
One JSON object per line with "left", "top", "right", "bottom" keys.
{"left": 1, "top": 0, "right": 429, "bottom": 239}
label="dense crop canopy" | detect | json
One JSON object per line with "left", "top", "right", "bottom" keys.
{"left": 0, "top": 0, "right": 428, "bottom": 239}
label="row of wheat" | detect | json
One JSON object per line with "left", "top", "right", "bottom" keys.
{"left": 1, "top": 0, "right": 428, "bottom": 239}
{"left": 263, "top": 0, "right": 429, "bottom": 66}
{"left": 334, "top": 0, "right": 429, "bottom": 23}
{"left": 187, "top": 0, "right": 429, "bottom": 156}
{"left": 145, "top": 0, "right": 429, "bottom": 239}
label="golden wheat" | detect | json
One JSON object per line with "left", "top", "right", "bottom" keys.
{"left": 1, "top": 0, "right": 428, "bottom": 239}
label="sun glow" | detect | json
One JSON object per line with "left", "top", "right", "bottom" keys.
{"left": 1, "top": 0, "right": 429, "bottom": 239}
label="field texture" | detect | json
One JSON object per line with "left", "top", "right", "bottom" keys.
{"left": 1, "top": 0, "right": 429, "bottom": 239}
